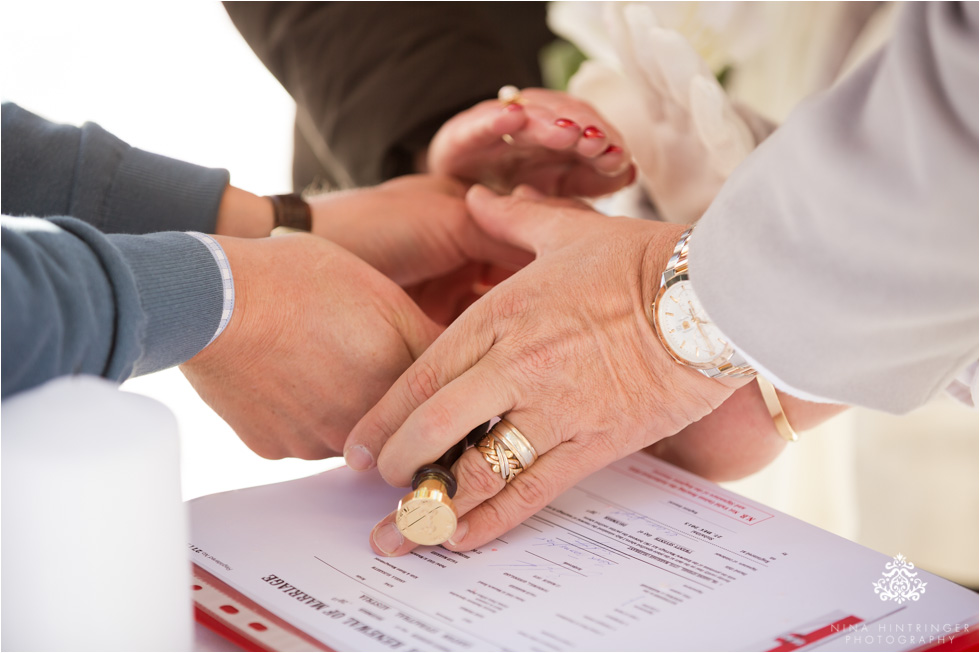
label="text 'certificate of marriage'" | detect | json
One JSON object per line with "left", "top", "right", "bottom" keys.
{"left": 188, "top": 454, "right": 978, "bottom": 651}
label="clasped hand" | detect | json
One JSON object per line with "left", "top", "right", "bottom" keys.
{"left": 182, "top": 87, "right": 636, "bottom": 462}
{"left": 344, "top": 187, "right": 746, "bottom": 556}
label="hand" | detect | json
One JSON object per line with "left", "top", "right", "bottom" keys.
{"left": 567, "top": 4, "right": 775, "bottom": 222}
{"left": 180, "top": 233, "right": 442, "bottom": 460}
{"left": 344, "top": 185, "right": 749, "bottom": 556}
{"left": 646, "top": 383, "right": 847, "bottom": 482}
{"left": 426, "top": 88, "right": 635, "bottom": 197}
{"left": 307, "top": 175, "right": 531, "bottom": 324}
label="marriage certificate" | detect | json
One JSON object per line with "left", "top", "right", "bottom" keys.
{"left": 188, "top": 453, "right": 977, "bottom": 651}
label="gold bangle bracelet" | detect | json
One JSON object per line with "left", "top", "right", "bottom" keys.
{"left": 756, "top": 376, "right": 800, "bottom": 442}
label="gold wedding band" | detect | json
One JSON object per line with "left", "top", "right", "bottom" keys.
{"left": 477, "top": 418, "right": 537, "bottom": 483}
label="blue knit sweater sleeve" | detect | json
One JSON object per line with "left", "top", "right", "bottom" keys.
{"left": 1, "top": 102, "right": 229, "bottom": 234}
{"left": 1, "top": 218, "right": 225, "bottom": 397}
{"left": 1, "top": 104, "right": 230, "bottom": 398}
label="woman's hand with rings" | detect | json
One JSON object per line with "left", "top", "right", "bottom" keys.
{"left": 426, "top": 86, "right": 636, "bottom": 197}
{"left": 344, "top": 185, "right": 746, "bottom": 556}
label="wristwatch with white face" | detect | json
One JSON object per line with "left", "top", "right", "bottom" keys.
{"left": 652, "top": 228, "right": 756, "bottom": 379}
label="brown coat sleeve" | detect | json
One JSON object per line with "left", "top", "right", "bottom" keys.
{"left": 224, "top": 1, "right": 554, "bottom": 190}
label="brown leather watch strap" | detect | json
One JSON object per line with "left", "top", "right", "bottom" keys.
{"left": 266, "top": 193, "right": 312, "bottom": 232}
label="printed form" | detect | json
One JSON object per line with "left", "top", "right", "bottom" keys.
{"left": 189, "top": 454, "right": 977, "bottom": 651}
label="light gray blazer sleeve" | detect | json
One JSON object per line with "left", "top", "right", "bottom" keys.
{"left": 689, "top": 2, "right": 978, "bottom": 413}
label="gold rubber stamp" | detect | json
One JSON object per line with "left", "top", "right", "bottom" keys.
{"left": 395, "top": 422, "right": 490, "bottom": 546}
{"left": 395, "top": 466, "right": 458, "bottom": 546}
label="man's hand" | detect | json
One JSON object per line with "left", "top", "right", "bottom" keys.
{"left": 180, "top": 233, "right": 442, "bottom": 460}
{"left": 307, "top": 175, "right": 531, "bottom": 324}
{"left": 344, "top": 185, "right": 748, "bottom": 556}
{"left": 427, "top": 88, "right": 635, "bottom": 197}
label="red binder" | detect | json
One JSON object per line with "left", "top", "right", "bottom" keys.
{"left": 193, "top": 564, "right": 331, "bottom": 652}
{"left": 193, "top": 561, "right": 979, "bottom": 653}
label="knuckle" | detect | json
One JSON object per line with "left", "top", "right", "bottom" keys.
{"left": 488, "top": 287, "right": 533, "bottom": 323}
{"left": 563, "top": 420, "right": 619, "bottom": 456}
{"left": 472, "top": 496, "right": 511, "bottom": 532}
{"left": 413, "top": 400, "right": 459, "bottom": 446}
{"left": 508, "top": 471, "right": 554, "bottom": 512}
{"left": 519, "top": 342, "right": 562, "bottom": 379}
{"left": 404, "top": 360, "right": 443, "bottom": 406}
{"left": 454, "top": 451, "right": 504, "bottom": 499}
{"left": 362, "top": 409, "right": 407, "bottom": 451}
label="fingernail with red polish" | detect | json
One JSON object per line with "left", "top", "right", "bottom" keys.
{"left": 554, "top": 118, "right": 578, "bottom": 128}
{"left": 503, "top": 103, "right": 523, "bottom": 113}
{"left": 583, "top": 125, "right": 606, "bottom": 139}
{"left": 603, "top": 144, "right": 623, "bottom": 155}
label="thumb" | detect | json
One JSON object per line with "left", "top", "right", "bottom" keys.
{"left": 465, "top": 184, "right": 581, "bottom": 256}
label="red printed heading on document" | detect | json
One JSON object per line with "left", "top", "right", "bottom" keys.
{"left": 621, "top": 462, "right": 774, "bottom": 525}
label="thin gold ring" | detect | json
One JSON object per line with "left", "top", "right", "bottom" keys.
{"left": 477, "top": 418, "right": 537, "bottom": 483}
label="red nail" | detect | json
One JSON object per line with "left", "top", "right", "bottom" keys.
{"left": 503, "top": 103, "right": 523, "bottom": 113}
{"left": 602, "top": 144, "right": 622, "bottom": 155}
{"left": 554, "top": 118, "right": 578, "bottom": 128}
{"left": 583, "top": 125, "right": 606, "bottom": 139}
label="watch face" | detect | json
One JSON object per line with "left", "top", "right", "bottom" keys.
{"left": 654, "top": 279, "right": 733, "bottom": 368}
